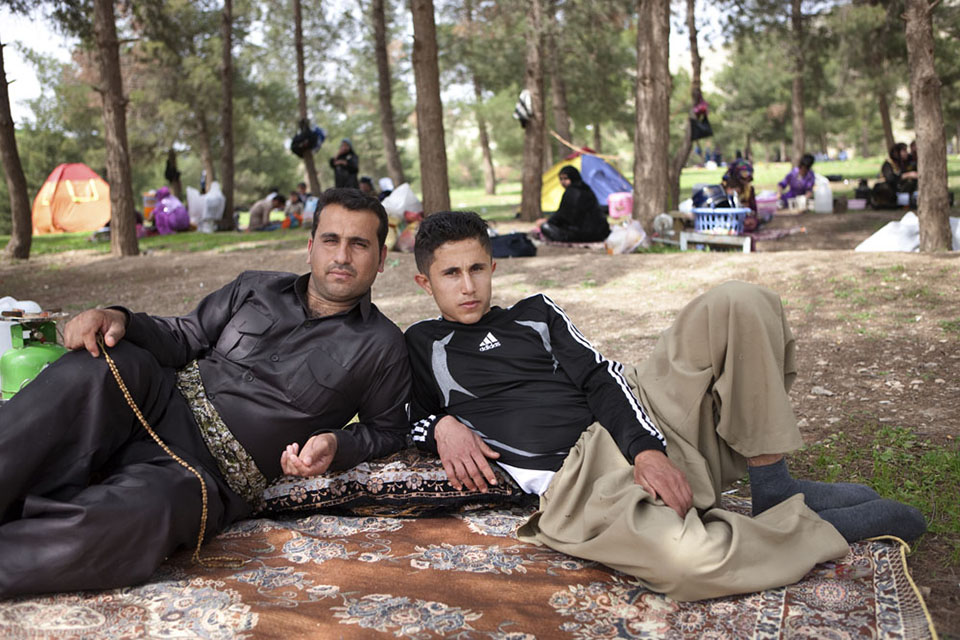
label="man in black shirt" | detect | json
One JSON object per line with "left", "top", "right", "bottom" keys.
{"left": 406, "top": 211, "right": 925, "bottom": 601}
{"left": 0, "top": 189, "right": 410, "bottom": 597}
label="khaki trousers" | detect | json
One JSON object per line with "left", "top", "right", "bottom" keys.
{"left": 517, "top": 281, "right": 849, "bottom": 601}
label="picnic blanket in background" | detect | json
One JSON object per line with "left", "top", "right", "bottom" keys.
{"left": 0, "top": 499, "right": 936, "bottom": 639}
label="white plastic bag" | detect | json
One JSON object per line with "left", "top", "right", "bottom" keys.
{"left": 604, "top": 220, "right": 647, "bottom": 255}
{"left": 380, "top": 183, "right": 423, "bottom": 222}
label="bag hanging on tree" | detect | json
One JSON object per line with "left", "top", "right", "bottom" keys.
{"left": 690, "top": 115, "right": 713, "bottom": 141}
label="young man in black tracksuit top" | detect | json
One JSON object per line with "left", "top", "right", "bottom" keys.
{"left": 406, "top": 211, "right": 925, "bottom": 601}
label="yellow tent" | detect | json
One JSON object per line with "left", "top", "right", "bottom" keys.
{"left": 32, "top": 163, "right": 111, "bottom": 235}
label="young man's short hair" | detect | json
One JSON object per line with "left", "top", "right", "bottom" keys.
{"left": 311, "top": 187, "right": 389, "bottom": 248}
{"left": 414, "top": 211, "right": 492, "bottom": 274}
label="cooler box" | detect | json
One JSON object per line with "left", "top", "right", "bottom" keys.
{"left": 607, "top": 192, "right": 633, "bottom": 219}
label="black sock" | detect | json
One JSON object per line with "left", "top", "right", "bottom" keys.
{"left": 817, "top": 498, "right": 927, "bottom": 543}
{"left": 748, "top": 458, "right": 879, "bottom": 516}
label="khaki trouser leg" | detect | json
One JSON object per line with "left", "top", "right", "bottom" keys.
{"left": 518, "top": 425, "right": 849, "bottom": 601}
{"left": 629, "top": 280, "right": 808, "bottom": 508}
{"left": 517, "top": 282, "right": 850, "bottom": 601}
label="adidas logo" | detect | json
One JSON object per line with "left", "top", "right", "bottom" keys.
{"left": 478, "top": 332, "right": 501, "bottom": 352}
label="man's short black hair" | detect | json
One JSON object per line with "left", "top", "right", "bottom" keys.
{"left": 414, "top": 211, "right": 492, "bottom": 274}
{"left": 311, "top": 188, "right": 389, "bottom": 248}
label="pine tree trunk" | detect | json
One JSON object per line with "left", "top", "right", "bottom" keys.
{"left": 668, "top": 0, "right": 700, "bottom": 210}
{"left": 93, "top": 0, "right": 138, "bottom": 257}
{"left": 546, "top": 1, "right": 571, "bottom": 161}
{"left": 295, "top": 0, "right": 321, "bottom": 195}
{"left": 877, "top": 90, "right": 895, "bottom": 152}
{"left": 859, "top": 117, "right": 870, "bottom": 158}
{"left": 790, "top": 0, "right": 805, "bottom": 163}
{"left": 464, "top": 0, "right": 494, "bottom": 195}
{"left": 904, "top": 0, "right": 951, "bottom": 251}
{"left": 193, "top": 108, "right": 216, "bottom": 191}
{"left": 473, "top": 76, "right": 496, "bottom": 195}
{"left": 410, "top": 0, "right": 450, "bottom": 214}
{"left": 519, "top": 0, "right": 545, "bottom": 222}
{"left": 219, "top": 0, "right": 235, "bottom": 230}
{"left": 543, "top": 124, "right": 553, "bottom": 170}
{"left": 373, "top": 0, "right": 406, "bottom": 187}
{"left": 633, "top": 0, "right": 670, "bottom": 234}
{"left": 1, "top": 40, "right": 32, "bottom": 259}
{"left": 592, "top": 121, "right": 601, "bottom": 153}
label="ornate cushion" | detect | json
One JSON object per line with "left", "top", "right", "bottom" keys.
{"left": 259, "top": 448, "right": 532, "bottom": 517}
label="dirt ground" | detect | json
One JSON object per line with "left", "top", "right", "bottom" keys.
{"left": 2, "top": 208, "right": 959, "bottom": 634}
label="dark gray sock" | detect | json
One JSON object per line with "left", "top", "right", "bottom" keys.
{"left": 817, "top": 499, "right": 927, "bottom": 543}
{"left": 748, "top": 458, "right": 880, "bottom": 516}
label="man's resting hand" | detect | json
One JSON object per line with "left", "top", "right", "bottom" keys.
{"left": 281, "top": 433, "right": 338, "bottom": 477}
{"left": 435, "top": 415, "right": 500, "bottom": 492}
{"left": 63, "top": 308, "right": 128, "bottom": 357}
{"left": 634, "top": 449, "right": 693, "bottom": 519}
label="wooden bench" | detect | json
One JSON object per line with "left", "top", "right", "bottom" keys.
{"left": 679, "top": 231, "right": 752, "bottom": 253}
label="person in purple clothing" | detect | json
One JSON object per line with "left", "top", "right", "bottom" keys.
{"left": 153, "top": 186, "right": 191, "bottom": 235}
{"left": 777, "top": 154, "right": 815, "bottom": 206}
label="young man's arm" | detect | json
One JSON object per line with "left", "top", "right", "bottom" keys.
{"left": 541, "top": 294, "right": 692, "bottom": 516}
{"left": 407, "top": 329, "right": 500, "bottom": 492}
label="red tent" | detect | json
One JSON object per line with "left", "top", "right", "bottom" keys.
{"left": 32, "top": 163, "right": 111, "bottom": 234}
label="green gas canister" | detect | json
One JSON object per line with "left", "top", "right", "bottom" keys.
{"left": 0, "top": 319, "right": 68, "bottom": 399}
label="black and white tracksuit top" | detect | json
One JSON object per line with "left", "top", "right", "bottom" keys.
{"left": 406, "top": 294, "right": 665, "bottom": 491}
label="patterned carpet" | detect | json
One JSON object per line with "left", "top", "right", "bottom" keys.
{"left": 0, "top": 501, "right": 937, "bottom": 639}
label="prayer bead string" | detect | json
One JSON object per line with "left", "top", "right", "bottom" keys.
{"left": 97, "top": 335, "right": 244, "bottom": 569}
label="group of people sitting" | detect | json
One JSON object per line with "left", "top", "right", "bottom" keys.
{"left": 0, "top": 189, "right": 926, "bottom": 604}
{"left": 246, "top": 183, "right": 312, "bottom": 232}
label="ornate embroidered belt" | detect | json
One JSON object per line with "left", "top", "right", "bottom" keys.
{"left": 176, "top": 361, "right": 267, "bottom": 511}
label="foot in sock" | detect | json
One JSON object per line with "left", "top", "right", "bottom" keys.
{"left": 817, "top": 498, "right": 927, "bottom": 543}
{"left": 749, "top": 458, "right": 879, "bottom": 516}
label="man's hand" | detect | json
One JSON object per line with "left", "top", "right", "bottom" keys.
{"left": 633, "top": 449, "right": 693, "bottom": 519}
{"left": 435, "top": 415, "right": 500, "bottom": 492}
{"left": 280, "top": 433, "right": 338, "bottom": 477}
{"left": 63, "top": 308, "right": 128, "bottom": 357}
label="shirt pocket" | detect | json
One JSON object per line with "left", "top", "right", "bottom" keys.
{"left": 288, "top": 348, "right": 356, "bottom": 415}
{"left": 216, "top": 304, "right": 275, "bottom": 362}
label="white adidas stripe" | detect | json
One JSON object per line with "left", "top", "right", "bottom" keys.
{"left": 540, "top": 294, "right": 665, "bottom": 446}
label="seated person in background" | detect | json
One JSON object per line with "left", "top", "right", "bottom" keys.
{"left": 359, "top": 176, "right": 378, "bottom": 198}
{"left": 539, "top": 166, "right": 610, "bottom": 243}
{"left": 378, "top": 177, "right": 394, "bottom": 202}
{"left": 405, "top": 211, "right": 925, "bottom": 602}
{"left": 283, "top": 190, "right": 304, "bottom": 229}
{"left": 296, "top": 182, "right": 310, "bottom": 205}
{"left": 721, "top": 159, "right": 762, "bottom": 231}
{"left": 872, "top": 142, "right": 918, "bottom": 209}
{"left": 247, "top": 192, "right": 285, "bottom": 231}
{"left": 777, "top": 153, "right": 815, "bottom": 206}
{"left": 152, "top": 186, "right": 191, "bottom": 236}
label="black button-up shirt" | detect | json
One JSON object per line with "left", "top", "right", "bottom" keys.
{"left": 120, "top": 271, "right": 411, "bottom": 479}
